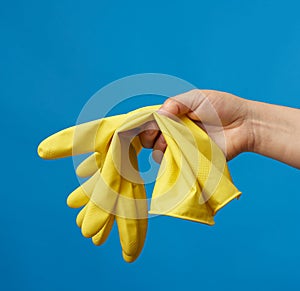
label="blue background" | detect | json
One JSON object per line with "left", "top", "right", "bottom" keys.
{"left": 1, "top": 0, "right": 300, "bottom": 290}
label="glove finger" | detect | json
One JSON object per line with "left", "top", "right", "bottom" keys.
{"left": 80, "top": 165, "right": 120, "bottom": 237}
{"left": 38, "top": 114, "right": 126, "bottom": 160}
{"left": 77, "top": 205, "right": 114, "bottom": 245}
{"left": 76, "top": 153, "right": 102, "bottom": 178}
{"left": 81, "top": 201, "right": 111, "bottom": 238}
{"left": 38, "top": 120, "right": 100, "bottom": 159}
{"left": 92, "top": 215, "right": 115, "bottom": 246}
{"left": 116, "top": 216, "right": 147, "bottom": 263}
{"left": 76, "top": 206, "right": 87, "bottom": 227}
{"left": 67, "top": 172, "right": 99, "bottom": 208}
{"left": 115, "top": 183, "right": 148, "bottom": 263}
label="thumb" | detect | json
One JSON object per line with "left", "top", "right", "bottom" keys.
{"left": 158, "top": 90, "right": 206, "bottom": 120}
{"left": 160, "top": 98, "right": 189, "bottom": 116}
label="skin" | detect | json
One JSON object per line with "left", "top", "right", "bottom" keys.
{"left": 139, "top": 89, "right": 300, "bottom": 169}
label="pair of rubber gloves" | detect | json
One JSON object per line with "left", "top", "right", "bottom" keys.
{"left": 38, "top": 105, "right": 241, "bottom": 262}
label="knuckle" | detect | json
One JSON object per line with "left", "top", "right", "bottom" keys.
{"left": 139, "top": 134, "right": 154, "bottom": 148}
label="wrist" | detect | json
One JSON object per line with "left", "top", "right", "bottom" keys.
{"left": 244, "top": 99, "right": 262, "bottom": 154}
{"left": 244, "top": 99, "right": 300, "bottom": 168}
{"left": 235, "top": 98, "right": 258, "bottom": 154}
{"left": 244, "top": 99, "right": 274, "bottom": 155}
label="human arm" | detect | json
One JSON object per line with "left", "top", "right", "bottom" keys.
{"left": 139, "top": 89, "right": 300, "bottom": 169}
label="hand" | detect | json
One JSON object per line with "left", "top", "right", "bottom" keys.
{"left": 139, "top": 89, "right": 253, "bottom": 162}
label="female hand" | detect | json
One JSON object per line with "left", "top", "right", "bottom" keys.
{"left": 139, "top": 89, "right": 300, "bottom": 169}
{"left": 139, "top": 89, "right": 252, "bottom": 162}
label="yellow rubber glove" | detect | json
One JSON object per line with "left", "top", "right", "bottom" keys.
{"left": 148, "top": 113, "right": 241, "bottom": 224}
{"left": 38, "top": 105, "right": 241, "bottom": 262}
{"left": 66, "top": 137, "right": 146, "bottom": 263}
{"left": 38, "top": 106, "right": 156, "bottom": 263}
{"left": 70, "top": 136, "right": 143, "bottom": 254}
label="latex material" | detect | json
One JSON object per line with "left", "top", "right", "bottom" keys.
{"left": 38, "top": 105, "right": 241, "bottom": 262}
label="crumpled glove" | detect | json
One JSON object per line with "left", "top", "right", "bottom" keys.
{"left": 38, "top": 105, "right": 241, "bottom": 262}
